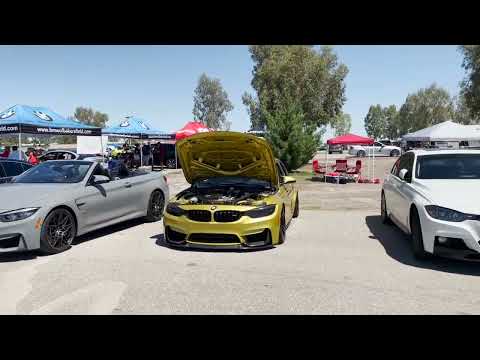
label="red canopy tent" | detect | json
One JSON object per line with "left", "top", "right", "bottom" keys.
{"left": 323, "top": 133, "right": 376, "bottom": 183}
{"left": 175, "top": 121, "right": 211, "bottom": 141}
{"left": 327, "top": 133, "right": 374, "bottom": 146}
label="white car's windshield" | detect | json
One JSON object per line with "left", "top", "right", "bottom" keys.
{"left": 416, "top": 154, "right": 480, "bottom": 179}
{"left": 14, "top": 161, "right": 93, "bottom": 183}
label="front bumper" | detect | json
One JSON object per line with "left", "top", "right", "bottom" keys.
{"left": 0, "top": 212, "right": 44, "bottom": 253}
{"left": 163, "top": 207, "right": 280, "bottom": 250}
{"left": 418, "top": 207, "right": 480, "bottom": 259}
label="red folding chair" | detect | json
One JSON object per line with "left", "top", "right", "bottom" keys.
{"left": 313, "top": 159, "right": 327, "bottom": 175}
{"left": 347, "top": 159, "right": 362, "bottom": 176}
{"left": 334, "top": 159, "right": 348, "bottom": 174}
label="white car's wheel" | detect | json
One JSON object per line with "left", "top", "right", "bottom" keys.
{"left": 390, "top": 149, "right": 400, "bottom": 157}
{"left": 410, "top": 207, "right": 430, "bottom": 260}
{"left": 381, "top": 192, "right": 392, "bottom": 225}
{"left": 357, "top": 150, "right": 366, "bottom": 157}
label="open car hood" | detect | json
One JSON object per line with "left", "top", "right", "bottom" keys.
{"left": 176, "top": 131, "right": 278, "bottom": 185}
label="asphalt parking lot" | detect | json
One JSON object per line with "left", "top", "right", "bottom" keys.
{"left": 2, "top": 154, "right": 480, "bottom": 314}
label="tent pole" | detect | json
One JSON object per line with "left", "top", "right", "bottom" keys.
{"left": 18, "top": 132, "right": 22, "bottom": 160}
{"left": 174, "top": 142, "right": 177, "bottom": 169}
{"left": 100, "top": 134, "right": 105, "bottom": 164}
{"left": 325, "top": 144, "right": 328, "bottom": 183}
{"left": 373, "top": 145, "right": 375, "bottom": 182}
{"left": 140, "top": 135, "right": 143, "bottom": 168}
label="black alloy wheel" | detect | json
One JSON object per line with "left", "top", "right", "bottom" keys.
{"left": 40, "top": 208, "right": 76, "bottom": 255}
{"left": 145, "top": 190, "right": 165, "bottom": 222}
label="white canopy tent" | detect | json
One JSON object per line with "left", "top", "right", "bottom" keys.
{"left": 402, "top": 121, "right": 480, "bottom": 142}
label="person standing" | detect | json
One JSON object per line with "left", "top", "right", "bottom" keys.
{"left": 9, "top": 146, "right": 27, "bottom": 161}
{"left": 27, "top": 150, "right": 39, "bottom": 165}
{"left": 142, "top": 142, "right": 151, "bottom": 166}
{"left": 133, "top": 144, "right": 141, "bottom": 169}
{"left": 0, "top": 145, "right": 11, "bottom": 158}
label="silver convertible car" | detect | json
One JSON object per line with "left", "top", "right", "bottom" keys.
{"left": 0, "top": 160, "right": 169, "bottom": 255}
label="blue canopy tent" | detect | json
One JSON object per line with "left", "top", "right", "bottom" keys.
{"left": 0, "top": 104, "right": 102, "bottom": 160}
{"left": 103, "top": 116, "right": 174, "bottom": 139}
{"left": 103, "top": 116, "right": 175, "bottom": 166}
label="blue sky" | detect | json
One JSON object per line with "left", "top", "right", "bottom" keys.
{"left": 0, "top": 45, "right": 464, "bottom": 139}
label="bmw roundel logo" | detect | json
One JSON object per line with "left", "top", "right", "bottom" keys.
{"left": 120, "top": 120, "right": 130, "bottom": 127}
{"left": 0, "top": 108, "right": 16, "bottom": 119}
{"left": 33, "top": 110, "right": 53, "bottom": 121}
{"left": 210, "top": 206, "right": 217, "bottom": 211}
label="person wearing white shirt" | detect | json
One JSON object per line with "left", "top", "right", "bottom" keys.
{"left": 8, "top": 146, "right": 28, "bottom": 161}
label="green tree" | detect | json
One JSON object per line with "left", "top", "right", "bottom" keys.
{"left": 265, "top": 99, "right": 320, "bottom": 171}
{"left": 384, "top": 105, "right": 400, "bottom": 139}
{"left": 333, "top": 112, "right": 352, "bottom": 136}
{"left": 364, "top": 105, "right": 386, "bottom": 139}
{"left": 244, "top": 45, "right": 348, "bottom": 130}
{"left": 459, "top": 45, "right": 480, "bottom": 119}
{"left": 74, "top": 107, "right": 109, "bottom": 128}
{"left": 193, "top": 73, "right": 234, "bottom": 130}
{"left": 454, "top": 94, "right": 480, "bottom": 124}
{"left": 397, "top": 84, "right": 454, "bottom": 135}
{"left": 242, "top": 92, "right": 264, "bottom": 131}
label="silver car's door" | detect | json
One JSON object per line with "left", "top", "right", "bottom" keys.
{"left": 75, "top": 166, "right": 134, "bottom": 228}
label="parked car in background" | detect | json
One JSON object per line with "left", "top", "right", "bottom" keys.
{"left": 0, "top": 160, "right": 169, "bottom": 254}
{"left": 349, "top": 141, "right": 401, "bottom": 157}
{"left": 328, "top": 144, "right": 343, "bottom": 154}
{"left": 38, "top": 150, "right": 103, "bottom": 163}
{"left": 381, "top": 149, "right": 480, "bottom": 260}
{"left": 0, "top": 159, "right": 33, "bottom": 184}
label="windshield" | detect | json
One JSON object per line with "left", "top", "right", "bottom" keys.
{"left": 14, "top": 161, "right": 93, "bottom": 183}
{"left": 416, "top": 154, "right": 480, "bottom": 179}
{"left": 193, "top": 176, "right": 273, "bottom": 192}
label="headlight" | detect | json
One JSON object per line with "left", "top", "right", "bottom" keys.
{"left": 0, "top": 208, "right": 40, "bottom": 222}
{"left": 424, "top": 205, "right": 473, "bottom": 222}
{"left": 244, "top": 204, "right": 276, "bottom": 218}
{"left": 166, "top": 203, "right": 186, "bottom": 217}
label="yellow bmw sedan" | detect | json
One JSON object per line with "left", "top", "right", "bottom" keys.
{"left": 163, "top": 131, "right": 299, "bottom": 249}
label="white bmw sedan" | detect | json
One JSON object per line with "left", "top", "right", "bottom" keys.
{"left": 381, "top": 150, "right": 480, "bottom": 260}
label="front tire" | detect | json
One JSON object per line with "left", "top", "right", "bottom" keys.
{"left": 381, "top": 192, "right": 392, "bottom": 224}
{"left": 357, "top": 150, "right": 366, "bottom": 157}
{"left": 278, "top": 208, "right": 286, "bottom": 244}
{"left": 145, "top": 190, "right": 165, "bottom": 222}
{"left": 390, "top": 149, "right": 400, "bottom": 157}
{"left": 410, "top": 207, "right": 430, "bottom": 259}
{"left": 293, "top": 195, "right": 299, "bottom": 218}
{"left": 39, "top": 208, "right": 76, "bottom": 255}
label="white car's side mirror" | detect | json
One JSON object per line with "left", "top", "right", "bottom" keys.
{"left": 399, "top": 168, "right": 409, "bottom": 181}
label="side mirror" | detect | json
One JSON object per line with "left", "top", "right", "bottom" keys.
{"left": 398, "top": 169, "right": 410, "bottom": 181}
{"left": 90, "top": 175, "right": 110, "bottom": 185}
{"left": 283, "top": 176, "right": 296, "bottom": 184}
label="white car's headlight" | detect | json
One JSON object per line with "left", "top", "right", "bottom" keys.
{"left": 0, "top": 208, "right": 40, "bottom": 222}
{"left": 425, "top": 205, "right": 476, "bottom": 222}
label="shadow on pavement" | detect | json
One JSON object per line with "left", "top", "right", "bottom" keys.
{"left": 73, "top": 218, "right": 145, "bottom": 245}
{"left": 152, "top": 234, "right": 275, "bottom": 253}
{"left": 366, "top": 215, "right": 480, "bottom": 276}
{"left": 0, "top": 218, "right": 146, "bottom": 262}
{"left": 0, "top": 251, "right": 40, "bottom": 263}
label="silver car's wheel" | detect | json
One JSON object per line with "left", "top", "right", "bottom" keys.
{"left": 39, "top": 208, "right": 76, "bottom": 255}
{"left": 145, "top": 190, "right": 165, "bottom": 222}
